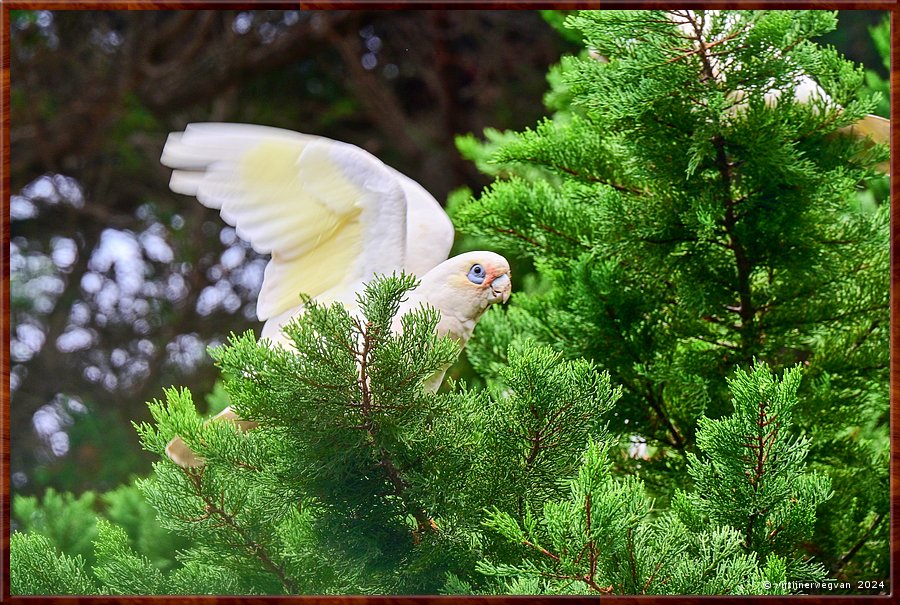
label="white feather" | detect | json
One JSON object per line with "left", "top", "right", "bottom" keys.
{"left": 386, "top": 166, "right": 455, "bottom": 277}
{"left": 161, "top": 123, "right": 456, "bottom": 337}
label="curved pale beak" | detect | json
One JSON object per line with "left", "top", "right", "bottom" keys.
{"left": 491, "top": 272, "right": 512, "bottom": 304}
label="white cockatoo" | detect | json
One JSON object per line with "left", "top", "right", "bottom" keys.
{"left": 159, "top": 123, "right": 512, "bottom": 467}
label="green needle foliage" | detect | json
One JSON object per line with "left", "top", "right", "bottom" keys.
{"left": 454, "top": 9, "right": 888, "bottom": 587}
{"left": 681, "top": 363, "right": 832, "bottom": 582}
{"left": 10, "top": 9, "right": 888, "bottom": 595}
{"left": 474, "top": 363, "right": 826, "bottom": 595}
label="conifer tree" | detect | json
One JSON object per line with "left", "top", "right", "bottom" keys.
{"left": 10, "top": 9, "right": 888, "bottom": 595}
{"left": 454, "top": 9, "right": 888, "bottom": 583}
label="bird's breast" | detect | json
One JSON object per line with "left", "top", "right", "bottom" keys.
{"left": 436, "top": 311, "right": 477, "bottom": 345}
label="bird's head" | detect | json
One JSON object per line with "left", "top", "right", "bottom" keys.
{"left": 449, "top": 250, "right": 511, "bottom": 306}
{"left": 418, "top": 251, "right": 512, "bottom": 321}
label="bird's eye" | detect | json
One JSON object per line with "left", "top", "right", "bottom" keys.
{"left": 467, "top": 263, "right": 486, "bottom": 284}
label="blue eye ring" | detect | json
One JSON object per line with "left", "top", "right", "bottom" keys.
{"left": 468, "top": 263, "right": 486, "bottom": 285}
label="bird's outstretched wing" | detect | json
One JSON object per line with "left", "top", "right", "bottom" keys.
{"left": 161, "top": 123, "right": 453, "bottom": 338}
{"left": 386, "top": 165, "right": 455, "bottom": 279}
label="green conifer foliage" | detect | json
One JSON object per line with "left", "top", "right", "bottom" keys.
{"left": 679, "top": 363, "right": 832, "bottom": 582}
{"left": 10, "top": 276, "right": 838, "bottom": 595}
{"left": 475, "top": 363, "right": 827, "bottom": 595}
{"left": 454, "top": 9, "right": 888, "bottom": 583}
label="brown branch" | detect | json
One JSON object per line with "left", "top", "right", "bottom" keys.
{"left": 492, "top": 227, "right": 542, "bottom": 248}
{"left": 526, "top": 536, "right": 614, "bottom": 594}
{"left": 586, "top": 493, "right": 598, "bottom": 588}
{"left": 524, "top": 398, "right": 578, "bottom": 468}
{"left": 686, "top": 10, "right": 758, "bottom": 363}
{"left": 523, "top": 538, "right": 561, "bottom": 563}
{"left": 627, "top": 528, "right": 638, "bottom": 590}
{"left": 358, "top": 320, "right": 373, "bottom": 418}
{"left": 846, "top": 320, "right": 882, "bottom": 355}
{"left": 211, "top": 504, "right": 298, "bottom": 593}
{"left": 354, "top": 320, "right": 435, "bottom": 540}
{"left": 767, "top": 305, "right": 888, "bottom": 329}
{"left": 535, "top": 222, "right": 587, "bottom": 248}
{"left": 690, "top": 334, "right": 740, "bottom": 350}
{"left": 521, "top": 157, "right": 645, "bottom": 195}
{"left": 743, "top": 396, "right": 779, "bottom": 549}
{"left": 180, "top": 467, "right": 298, "bottom": 593}
{"left": 664, "top": 30, "right": 740, "bottom": 64}
{"left": 642, "top": 560, "right": 665, "bottom": 594}
{"left": 646, "top": 388, "right": 687, "bottom": 454}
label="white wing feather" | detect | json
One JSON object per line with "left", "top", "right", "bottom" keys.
{"left": 386, "top": 166, "right": 455, "bottom": 277}
{"left": 161, "top": 123, "right": 445, "bottom": 340}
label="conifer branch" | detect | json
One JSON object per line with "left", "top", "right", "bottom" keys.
{"left": 377, "top": 448, "right": 434, "bottom": 540}
{"left": 180, "top": 468, "right": 298, "bottom": 593}
{"left": 535, "top": 222, "right": 587, "bottom": 248}
{"left": 354, "top": 318, "right": 435, "bottom": 540}
{"left": 521, "top": 156, "right": 645, "bottom": 194}
{"left": 767, "top": 305, "right": 887, "bottom": 329}
{"left": 524, "top": 399, "right": 584, "bottom": 468}
{"left": 207, "top": 502, "right": 298, "bottom": 594}
{"left": 663, "top": 30, "right": 740, "bottom": 65}
{"left": 493, "top": 227, "right": 542, "bottom": 249}
{"left": 528, "top": 551, "right": 614, "bottom": 595}
{"left": 642, "top": 559, "right": 665, "bottom": 594}
{"left": 742, "top": 396, "right": 779, "bottom": 550}
{"left": 586, "top": 493, "right": 598, "bottom": 586}
{"left": 357, "top": 318, "right": 374, "bottom": 421}
{"left": 593, "top": 293, "right": 686, "bottom": 454}
{"left": 645, "top": 388, "right": 686, "bottom": 455}
{"left": 690, "top": 334, "right": 740, "bottom": 350}
{"left": 522, "top": 538, "right": 561, "bottom": 562}
{"left": 755, "top": 261, "right": 872, "bottom": 316}
{"left": 627, "top": 527, "right": 638, "bottom": 590}
{"left": 846, "top": 320, "right": 881, "bottom": 354}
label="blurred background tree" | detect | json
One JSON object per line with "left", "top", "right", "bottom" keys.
{"left": 7, "top": 7, "right": 888, "bottom": 508}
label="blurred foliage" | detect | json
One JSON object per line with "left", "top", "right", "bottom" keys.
{"left": 13, "top": 481, "right": 189, "bottom": 572}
